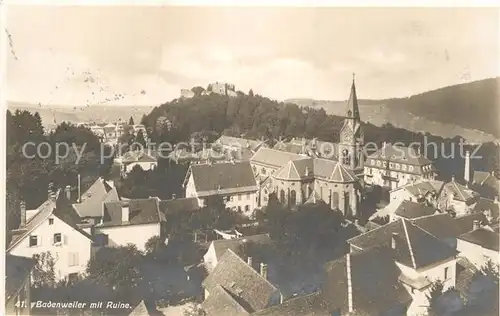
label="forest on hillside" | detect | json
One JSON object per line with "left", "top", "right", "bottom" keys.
{"left": 142, "top": 88, "right": 500, "bottom": 180}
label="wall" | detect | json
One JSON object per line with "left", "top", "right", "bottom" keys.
{"left": 124, "top": 161, "right": 157, "bottom": 174}
{"left": 203, "top": 243, "right": 217, "bottom": 273}
{"left": 251, "top": 162, "right": 278, "bottom": 179}
{"left": 457, "top": 239, "right": 500, "bottom": 269}
{"left": 224, "top": 191, "right": 258, "bottom": 217}
{"left": 96, "top": 222, "right": 161, "bottom": 252}
{"left": 8, "top": 216, "right": 92, "bottom": 281}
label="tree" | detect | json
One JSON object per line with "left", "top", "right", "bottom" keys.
{"left": 86, "top": 245, "right": 143, "bottom": 294}
{"left": 135, "top": 130, "right": 147, "bottom": 149}
{"left": 129, "top": 116, "right": 135, "bottom": 125}
{"left": 191, "top": 86, "right": 205, "bottom": 97}
{"left": 481, "top": 260, "right": 500, "bottom": 284}
{"left": 32, "top": 252, "right": 56, "bottom": 288}
{"left": 426, "top": 280, "right": 444, "bottom": 316}
{"left": 144, "top": 235, "right": 164, "bottom": 255}
{"left": 248, "top": 89, "right": 254, "bottom": 97}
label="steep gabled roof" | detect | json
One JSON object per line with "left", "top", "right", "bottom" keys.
{"left": 274, "top": 158, "right": 313, "bottom": 181}
{"left": 6, "top": 255, "right": 35, "bottom": 302}
{"left": 210, "top": 234, "right": 273, "bottom": 263}
{"left": 8, "top": 190, "right": 93, "bottom": 251}
{"left": 322, "top": 247, "right": 411, "bottom": 315}
{"left": 251, "top": 148, "right": 306, "bottom": 169}
{"left": 396, "top": 180, "right": 444, "bottom": 198}
{"left": 202, "top": 285, "right": 250, "bottom": 316}
{"left": 367, "top": 143, "right": 433, "bottom": 167}
{"left": 129, "top": 300, "right": 151, "bottom": 316}
{"left": 347, "top": 218, "right": 457, "bottom": 269}
{"left": 458, "top": 228, "right": 500, "bottom": 252}
{"left": 190, "top": 161, "right": 258, "bottom": 196}
{"left": 159, "top": 197, "right": 199, "bottom": 215}
{"left": 394, "top": 200, "right": 437, "bottom": 219}
{"left": 444, "top": 179, "right": 479, "bottom": 203}
{"left": 252, "top": 292, "right": 330, "bottom": 316}
{"left": 73, "top": 177, "right": 119, "bottom": 218}
{"left": 203, "top": 249, "right": 278, "bottom": 313}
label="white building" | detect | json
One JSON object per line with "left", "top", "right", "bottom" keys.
{"left": 364, "top": 142, "right": 437, "bottom": 190}
{"left": 7, "top": 190, "right": 94, "bottom": 281}
{"left": 96, "top": 198, "right": 165, "bottom": 252}
{"left": 184, "top": 161, "right": 259, "bottom": 216}
{"left": 116, "top": 150, "right": 157, "bottom": 176}
{"left": 457, "top": 223, "right": 500, "bottom": 270}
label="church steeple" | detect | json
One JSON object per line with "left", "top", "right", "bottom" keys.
{"left": 345, "top": 74, "right": 360, "bottom": 121}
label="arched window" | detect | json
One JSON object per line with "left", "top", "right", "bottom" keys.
{"left": 344, "top": 192, "right": 350, "bottom": 215}
{"left": 342, "top": 149, "right": 350, "bottom": 165}
{"left": 280, "top": 189, "right": 286, "bottom": 203}
{"left": 290, "top": 190, "right": 297, "bottom": 205}
{"left": 244, "top": 205, "right": 250, "bottom": 213}
{"left": 332, "top": 192, "right": 339, "bottom": 210}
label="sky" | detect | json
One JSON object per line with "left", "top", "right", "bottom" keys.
{"left": 4, "top": 6, "right": 499, "bottom": 106}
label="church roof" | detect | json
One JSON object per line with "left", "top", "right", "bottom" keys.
{"left": 345, "top": 78, "right": 360, "bottom": 121}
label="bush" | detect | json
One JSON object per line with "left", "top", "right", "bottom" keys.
{"left": 144, "top": 235, "right": 165, "bottom": 255}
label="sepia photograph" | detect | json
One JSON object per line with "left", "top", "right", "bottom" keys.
{"left": 2, "top": 3, "right": 500, "bottom": 316}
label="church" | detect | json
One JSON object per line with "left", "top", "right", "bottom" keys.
{"left": 250, "top": 78, "right": 365, "bottom": 217}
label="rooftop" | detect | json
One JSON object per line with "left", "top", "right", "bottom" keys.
{"left": 458, "top": 228, "right": 500, "bottom": 252}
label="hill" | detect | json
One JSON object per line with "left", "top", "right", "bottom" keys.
{"left": 287, "top": 78, "right": 500, "bottom": 143}
{"left": 7, "top": 102, "right": 155, "bottom": 130}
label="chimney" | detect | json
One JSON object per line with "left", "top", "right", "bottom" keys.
{"left": 247, "top": 256, "right": 253, "bottom": 267}
{"left": 65, "top": 185, "right": 71, "bottom": 200}
{"left": 20, "top": 201, "right": 26, "bottom": 227}
{"left": 121, "top": 202, "right": 130, "bottom": 223}
{"left": 464, "top": 150, "right": 471, "bottom": 183}
{"left": 77, "top": 174, "right": 81, "bottom": 203}
{"left": 451, "top": 175, "right": 455, "bottom": 182}
{"left": 391, "top": 233, "right": 398, "bottom": 249}
{"left": 172, "top": 194, "right": 177, "bottom": 200}
{"left": 260, "top": 263, "right": 268, "bottom": 280}
{"left": 346, "top": 253, "right": 353, "bottom": 313}
{"left": 473, "top": 220, "right": 480, "bottom": 230}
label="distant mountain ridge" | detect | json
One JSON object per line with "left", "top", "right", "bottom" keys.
{"left": 287, "top": 78, "right": 500, "bottom": 143}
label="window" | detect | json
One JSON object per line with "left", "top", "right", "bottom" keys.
{"left": 389, "top": 162, "right": 394, "bottom": 168}
{"left": 230, "top": 196, "right": 234, "bottom": 202}
{"left": 396, "top": 164, "right": 401, "bottom": 170}
{"left": 237, "top": 206, "right": 242, "bottom": 212}
{"left": 444, "top": 267, "right": 449, "bottom": 280}
{"left": 53, "top": 233, "right": 62, "bottom": 244}
{"left": 48, "top": 218, "right": 54, "bottom": 225}
{"left": 244, "top": 205, "right": 250, "bottom": 212}
{"left": 370, "top": 159, "right": 375, "bottom": 165}
{"left": 238, "top": 195, "right": 242, "bottom": 201}
{"left": 68, "top": 252, "right": 79, "bottom": 267}
{"left": 409, "top": 166, "right": 414, "bottom": 172}
{"left": 29, "top": 236, "right": 38, "bottom": 247}
{"left": 369, "top": 168, "right": 373, "bottom": 175}
{"left": 261, "top": 168, "right": 266, "bottom": 175}
{"left": 246, "top": 193, "right": 251, "bottom": 200}
{"left": 402, "top": 164, "right": 407, "bottom": 171}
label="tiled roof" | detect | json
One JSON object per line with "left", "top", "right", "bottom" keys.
{"left": 458, "top": 228, "right": 500, "bottom": 252}
{"left": 211, "top": 234, "right": 273, "bottom": 263}
{"left": 366, "top": 143, "right": 433, "bottom": 168}
{"left": 313, "top": 159, "right": 358, "bottom": 183}
{"left": 202, "top": 285, "right": 250, "bottom": 316}
{"left": 216, "top": 136, "right": 265, "bottom": 152}
{"left": 101, "top": 198, "right": 163, "bottom": 228}
{"left": 394, "top": 200, "right": 437, "bottom": 219}
{"left": 73, "top": 177, "right": 118, "bottom": 218}
{"left": 322, "top": 247, "right": 411, "bottom": 315}
{"left": 6, "top": 255, "right": 35, "bottom": 301}
{"left": 251, "top": 148, "right": 306, "bottom": 169}
{"left": 273, "top": 138, "right": 339, "bottom": 161}
{"left": 202, "top": 249, "right": 278, "bottom": 313}
{"left": 473, "top": 171, "right": 499, "bottom": 191}
{"left": 472, "top": 197, "right": 500, "bottom": 221}
{"left": 121, "top": 150, "right": 157, "bottom": 164}
{"left": 274, "top": 158, "right": 314, "bottom": 181}
{"left": 190, "top": 161, "right": 258, "bottom": 197}
{"left": 454, "top": 213, "right": 488, "bottom": 235}
{"left": 412, "top": 213, "right": 460, "bottom": 241}
{"left": 348, "top": 218, "right": 457, "bottom": 269}
{"left": 396, "top": 180, "right": 444, "bottom": 197}
{"left": 159, "top": 197, "right": 199, "bottom": 215}
{"left": 129, "top": 300, "right": 151, "bottom": 316}
{"left": 444, "top": 180, "right": 479, "bottom": 203}
{"left": 252, "top": 292, "right": 329, "bottom": 316}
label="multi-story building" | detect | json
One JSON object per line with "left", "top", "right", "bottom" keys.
{"left": 184, "top": 161, "right": 259, "bottom": 216}
{"left": 364, "top": 142, "right": 437, "bottom": 190}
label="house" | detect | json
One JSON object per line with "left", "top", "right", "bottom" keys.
{"left": 457, "top": 225, "right": 500, "bottom": 269}
{"left": 96, "top": 198, "right": 165, "bottom": 251}
{"left": 389, "top": 179, "right": 444, "bottom": 206}
{"left": 471, "top": 196, "right": 500, "bottom": 225}
{"left": 202, "top": 249, "right": 282, "bottom": 315}
{"left": 214, "top": 135, "right": 266, "bottom": 153}
{"left": 391, "top": 200, "right": 438, "bottom": 222}
{"left": 72, "top": 177, "right": 120, "bottom": 222}
{"left": 251, "top": 292, "right": 330, "bottom": 316}
{"left": 273, "top": 138, "right": 339, "bottom": 161}
{"left": 7, "top": 189, "right": 94, "bottom": 281}
{"left": 117, "top": 150, "right": 157, "bottom": 175}
{"left": 203, "top": 234, "right": 272, "bottom": 272}
{"left": 129, "top": 300, "right": 152, "bottom": 316}
{"left": 184, "top": 161, "right": 259, "bottom": 216}
{"left": 471, "top": 171, "right": 500, "bottom": 199}
{"left": 347, "top": 218, "right": 458, "bottom": 316}
{"left": 5, "top": 255, "right": 35, "bottom": 316}
{"left": 437, "top": 177, "right": 480, "bottom": 216}
{"left": 364, "top": 142, "right": 437, "bottom": 190}
{"left": 159, "top": 196, "right": 200, "bottom": 216}
{"left": 322, "top": 247, "right": 412, "bottom": 316}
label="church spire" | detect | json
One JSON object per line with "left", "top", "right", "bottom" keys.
{"left": 346, "top": 74, "right": 360, "bottom": 121}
